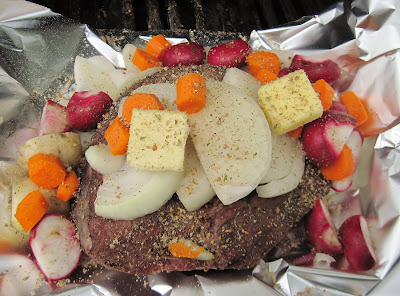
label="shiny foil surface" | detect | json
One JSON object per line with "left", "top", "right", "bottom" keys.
{"left": 1, "top": 0, "right": 400, "bottom": 295}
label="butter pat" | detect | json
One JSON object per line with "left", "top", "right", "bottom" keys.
{"left": 258, "top": 70, "right": 323, "bottom": 135}
{"left": 127, "top": 109, "right": 189, "bottom": 171}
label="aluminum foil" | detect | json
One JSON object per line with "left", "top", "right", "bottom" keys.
{"left": 1, "top": 0, "right": 400, "bottom": 295}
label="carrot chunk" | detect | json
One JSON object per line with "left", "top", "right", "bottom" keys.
{"left": 320, "top": 145, "right": 355, "bottom": 181}
{"left": 104, "top": 117, "right": 130, "bottom": 155}
{"left": 28, "top": 153, "right": 66, "bottom": 189}
{"left": 254, "top": 68, "right": 278, "bottom": 84}
{"left": 357, "top": 101, "right": 387, "bottom": 137}
{"left": 0, "top": 241, "right": 13, "bottom": 253}
{"left": 176, "top": 73, "right": 206, "bottom": 114}
{"left": 57, "top": 171, "right": 80, "bottom": 202}
{"left": 287, "top": 125, "right": 303, "bottom": 139}
{"left": 313, "top": 79, "right": 334, "bottom": 110}
{"left": 339, "top": 91, "right": 368, "bottom": 127}
{"left": 246, "top": 51, "right": 281, "bottom": 77}
{"left": 122, "top": 93, "right": 164, "bottom": 124}
{"left": 145, "top": 34, "right": 172, "bottom": 59}
{"left": 168, "top": 241, "right": 204, "bottom": 258}
{"left": 14, "top": 190, "right": 49, "bottom": 232}
{"left": 132, "top": 48, "right": 162, "bottom": 71}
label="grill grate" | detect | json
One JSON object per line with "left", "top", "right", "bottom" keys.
{"left": 31, "top": 0, "right": 340, "bottom": 31}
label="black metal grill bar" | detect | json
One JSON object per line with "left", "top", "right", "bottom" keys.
{"left": 30, "top": 0, "right": 341, "bottom": 32}
{"left": 191, "top": 0, "right": 206, "bottom": 31}
{"left": 167, "top": 0, "right": 183, "bottom": 31}
{"left": 146, "top": 0, "right": 163, "bottom": 30}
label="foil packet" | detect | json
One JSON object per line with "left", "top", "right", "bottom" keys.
{"left": 1, "top": 0, "right": 400, "bottom": 295}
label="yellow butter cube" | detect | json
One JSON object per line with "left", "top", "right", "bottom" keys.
{"left": 258, "top": 70, "right": 323, "bottom": 134}
{"left": 127, "top": 109, "right": 189, "bottom": 171}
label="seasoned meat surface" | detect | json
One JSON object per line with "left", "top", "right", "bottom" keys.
{"left": 71, "top": 64, "right": 330, "bottom": 275}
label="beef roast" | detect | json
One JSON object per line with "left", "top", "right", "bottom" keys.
{"left": 71, "top": 64, "right": 331, "bottom": 275}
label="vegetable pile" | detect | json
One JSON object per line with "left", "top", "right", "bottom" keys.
{"left": 0, "top": 34, "right": 383, "bottom": 293}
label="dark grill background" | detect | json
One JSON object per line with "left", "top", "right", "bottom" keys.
{"left": 30, "top": 0, "right": 341, "bottom": 32}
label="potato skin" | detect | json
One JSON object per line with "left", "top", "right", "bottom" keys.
{"left": 339, "top": 215, "right": 376, "bottom": 271}
{"left": 289, "top": 54, "right": 341, "bottom": 83}
{"left": 67, "top": 91, "right": 113, "bottom": 132}
{"left": 207, "top": 39, "right": 252, "bottom": 68}
{"left": 160, "top": 42, "right": 205, "bottom": 67}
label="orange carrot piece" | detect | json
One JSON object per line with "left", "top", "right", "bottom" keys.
{"left": 28, "top": 153, "right": 66, "bottom": 189}
{"left": 357, "top": 101, "right": 387, "bottom": 137}
{"left": 145, "top": 34, "right": 172, "bottom": 59}
{"left": 320, "top": 145, "right": 355, "bottom": 181}
{"left": 253, "top": 68, "right": 278, "bottom": 84}
{"left": 246, "top": 51, "right": 281, "bottom": 77}
{"left": 14, "top": 190, "right": 49, "bottom": 232}
{"left": 57, "top": 171, "right": 80, "bottom": 202}
{"left": 104, "top": 117, "right": 130, "bottom": 155}
{"left": 339, "top": 91, "right": 368, "bottom": 127}
{"left": 168, "top": 241, "right": 204, "bottom": 258}
{"left": 313, "top": 79, "right": 334, "bottom": 110}
{"left": 287, "top": 125, "right": 303, "bottom": 139}
{"left": 0, "top": 241, "right": 13, "bottom": 253}
{"left": 176, "top": 73, "right": 206, "bottom": 114}
{"left": 122, "top": 93, "right": 164, "bottom": 124}
{"left": 132, "top": 48, "right": 162, "bottom": 71}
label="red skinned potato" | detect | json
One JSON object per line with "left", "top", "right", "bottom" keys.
{"left": 331, "top": 176, "right": 353, "bottom": 192}
{"left": 339, "top": 215, "right": 376, "bottom": 271}
{"left": 278, "top": 67, "right": 290, "bottom": 78}
{"left": 159, "top": 42, "right": 205, "bottom": 67}
{"left": 330, "top": 101, "right": 348, "bottom": 113}
{"left": 38, "top": 100, "right": 71, "bottom": 136}
{"left": 207, "top": 39, "right": 252, "bottom": 68}
{"left": 67, "top": 91, "right": 113, "bottom": 132}
{"left": 292, "top": 252, "right": 336, "bottom": 268}
{"left": 345, "top": 129, "right": 363, "bottom": 167}
{"left": 0, "top": 253, "right": 49, "bottom": 295}
{"left": 307, "top": 198, "right": 343, "bottom": 254}
{"left": 30, "top": 214, "right": 81, "bottom": 281}
{"left": 330, "top": 253, "right": 353, "bottom": 272}
{"left": 3, "top": 128, "right": 38, "bottom": 160}
{"left": 289, "top": 54, "right": 341, "bottom": 84}
{"left": 302, "top": 110, "right": 357, "bottom": 167}
{"left": 292, "top": 252, "right": 316, "bottom": 266}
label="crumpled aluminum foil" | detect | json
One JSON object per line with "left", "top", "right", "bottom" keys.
{"left": 1, "top": 0, "right": 400, "bottom": 295}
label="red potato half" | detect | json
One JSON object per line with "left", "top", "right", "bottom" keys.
{"left": 330, "top": 101, "right": 348, "bottom": 113}
{"left": 330, "top": 253, "right": 352, "bottom": 272}
{"left": 38, "top": 100, "right": 71, "bottom": 136}
{"left": 2, "top": 128, "right": 38, "bottom": 160}
{"left": 292, "top": 252, "right": 316, "bottom": 266}
{"left": 278, "top": 67, "right": 290, "bottom": 77}
{"left": 66, "top": 91, "right": 113, "bottom": 132}
{"left": 302, "top": 110, "right": 357, "bottom": 167}
{"left": 0, "top": 253, "right": 49, "bottom": 296}
{"left": 289, "top": 54, "right": 341, "bottom": 84}
{"left": 30, "top": 214, "right": 81, "bottom": 281}
{"left": 292, "top": 252, "right": 336, "bottom": 268}
{"left": 159, "top": 42, "right": 205, "bottom": 67}
{"left": 339, "top": 215, "right": 376, "bottom": 271}
{"left": 345, "top": 129, "right": 363, "bottom": 167}
{"left": 207, "top": 39, "right": 252, "bottom": 68}
{"left": 331, "top": 175, "right": 353, "bottom": 192}
{"left": 307, "top": 198, "right": 343, "bottom": 254}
